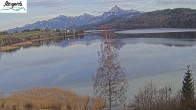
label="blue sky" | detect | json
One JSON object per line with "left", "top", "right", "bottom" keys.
{"left": 0, "top": 0, "right": 195, "bottom": 31}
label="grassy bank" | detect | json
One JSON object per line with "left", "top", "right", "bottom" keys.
{"left": 0, "top": 31, "right": 56, "bottom": 39}
{"left": 0, "top": 30, "right": 84, "bottom": 52}
{"left": 0, "top": 41, "right": 32, "bottom": 52}
{"left": 0, "top": 88, "right": 105, "bottom": 110}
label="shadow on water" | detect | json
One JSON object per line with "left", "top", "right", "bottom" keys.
{"left": 116, "top": 32, "right": 196, "bottom": 47}
{"left": 116, "top": 32, "right": 196, "bottom": 39}
{"left": 93, "top": 31, "right": 128, "bottom": 109}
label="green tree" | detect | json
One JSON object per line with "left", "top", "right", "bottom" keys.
{"left": 181, "top": 65, "right": 195, "bottom": 109}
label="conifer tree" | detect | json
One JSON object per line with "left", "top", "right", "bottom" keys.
{"left": 181, "top": 65, "right": 195, "bottom": 109}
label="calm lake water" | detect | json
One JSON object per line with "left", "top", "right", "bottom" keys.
{"left": 0, "top": 32, "right": 196, "bottom": 98}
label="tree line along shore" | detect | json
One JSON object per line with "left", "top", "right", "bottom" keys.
{"left": 0, "top": 29, "right": 84, "bottom": 52}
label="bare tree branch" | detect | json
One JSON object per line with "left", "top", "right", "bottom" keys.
{"left": 93, "top": 30, "right": 128, "bottom": 109}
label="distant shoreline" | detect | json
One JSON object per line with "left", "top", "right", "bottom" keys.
{"left": 115, "top": 28, "right": 196, "bottom": 34}
{"left": 0, "top": 33, "right": 84, "bottom": 52}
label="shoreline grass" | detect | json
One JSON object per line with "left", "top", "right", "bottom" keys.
{"left": 0, "top": 88, "right": 105, "bottom": 110}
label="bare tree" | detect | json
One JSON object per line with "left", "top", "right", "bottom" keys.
{"left": 93, "top": 31, "right": 128, "bottom": 109}
{"left": 130, "top": 81, "right": 180, "bottom": 110}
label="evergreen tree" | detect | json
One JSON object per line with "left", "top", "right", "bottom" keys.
{"left": 181, "top": 65, "right": 195, "bottom": 109}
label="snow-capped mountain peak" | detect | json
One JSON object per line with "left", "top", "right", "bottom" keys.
{"left": 110, "top": 5, "right": 124, "bottom": 12}
{"left": 56, "top": 15, "right": 66, "bottom": 18}
{"left": 8, "top": 6, "right": 141, "bottom": 32}
{"left": 80, "top": 13, "right": 94, "bottom": 18}
{"left": 100, "top": 5, "right": 132, "bottom": 19}
{"left": 82, "top": 13, "right": 91, "bottom": 16}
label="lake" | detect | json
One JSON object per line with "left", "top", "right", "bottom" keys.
{"left": 0, "top": 32, "right": 196, "bottom": 99}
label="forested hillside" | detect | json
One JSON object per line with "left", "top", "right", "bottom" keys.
{"left": 81, "top": 8, "right": 196, "bottom": 30}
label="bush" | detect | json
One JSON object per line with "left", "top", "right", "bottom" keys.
{"left": 130, "top": 82, "right": 180, "bottom": 110}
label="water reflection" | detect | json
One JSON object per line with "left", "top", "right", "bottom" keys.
{"left": 120, "top": 38, "right": 196, "bottom": 47}
{"left": 1, "top": 35, "right": 85, "bottom": 54}
{"left": 24, "top": 35, "right": 85, "bottom": 50}
{"left": 1, "top": 32, "right": 196, "bottom": 55}
{"left": 116, "top": 32, "right": 196, "bottom": 38}
{"left": 0, "top": 32, "right": 196, "bottom": 92}
{"left": 117, "top": 32, "right": 196, "bottom": 47}
{"left": 93, "top": 31, "right": 128, "bottom": 108}
{"left": 1, "top": 48, "right": 20, "bottom": 54}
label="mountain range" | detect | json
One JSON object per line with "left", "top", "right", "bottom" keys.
{"left": 8, "top": 6, "right": 196, "bottom": 33}
{"left": 8, "top": 5, "right": 141, "bottom": 32}
{"left": 82, "top": 8, "right": 196, "bottom": 30}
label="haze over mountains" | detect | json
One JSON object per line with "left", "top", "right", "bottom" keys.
{"left": 9, "top": 5, "right": 141, "bottom": 32}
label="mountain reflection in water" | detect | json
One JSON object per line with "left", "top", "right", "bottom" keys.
{"left": 0, "top": 32, "right": 196, "bottom": 93}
